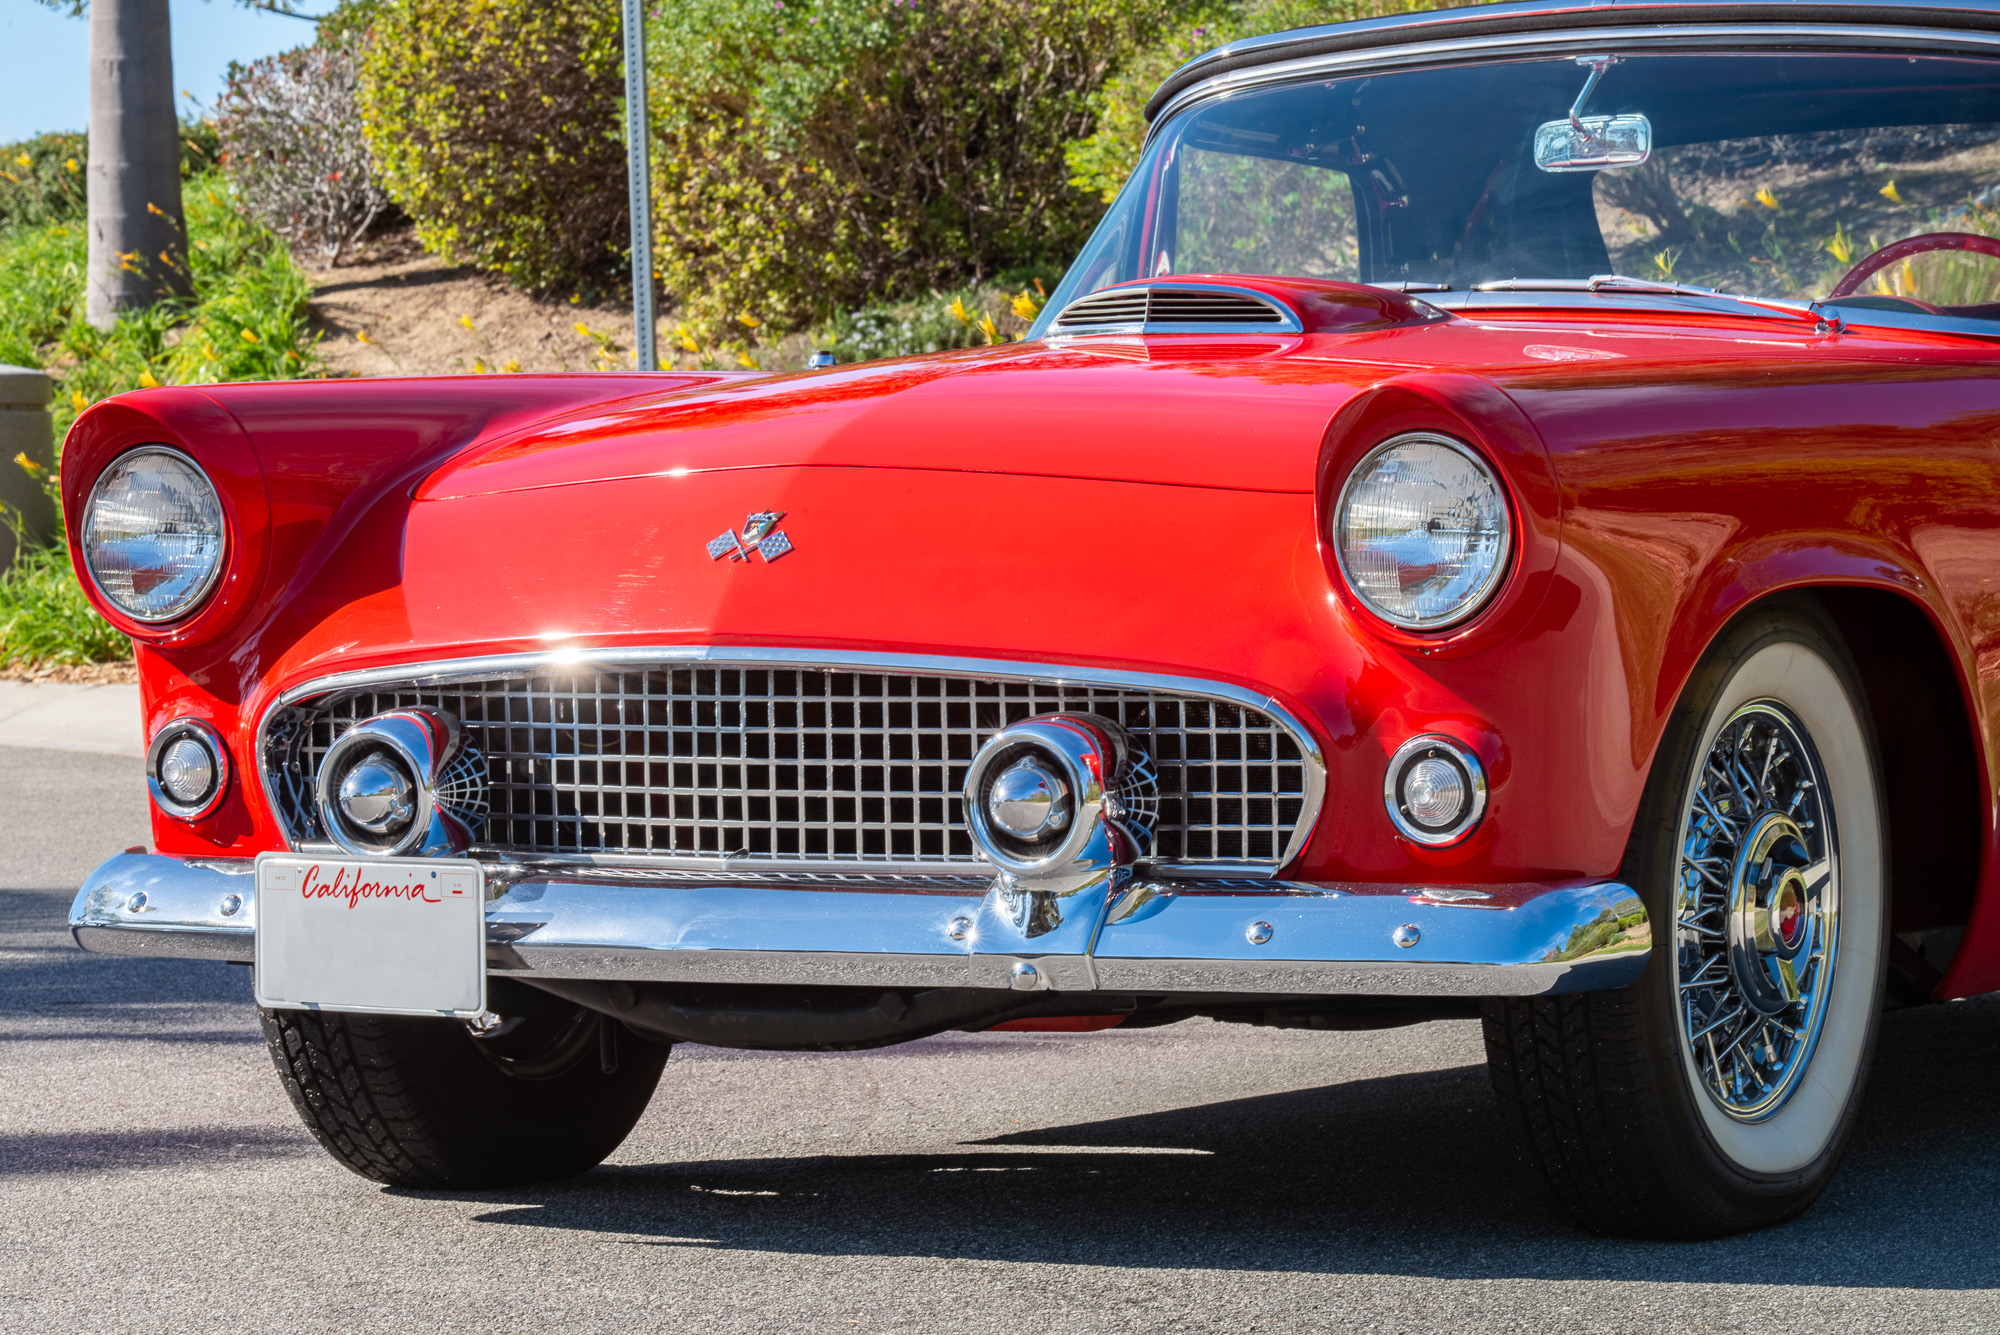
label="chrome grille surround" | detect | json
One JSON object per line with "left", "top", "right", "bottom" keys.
{"left": 257, "top": 649, "right": 1326, "bottom": 879}
{"left": 1048, "top": 283, "right": 1302, "bottom": 336}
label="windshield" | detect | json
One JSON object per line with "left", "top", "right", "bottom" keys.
{"left": 1039, "top": 50, "right": 2000, "bottom": 322}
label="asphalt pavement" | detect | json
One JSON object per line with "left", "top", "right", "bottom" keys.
{"left": 7, "top": 744, "right": 2000, "bottom": 1332}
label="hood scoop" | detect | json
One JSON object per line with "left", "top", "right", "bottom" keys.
{"left": 1050, "top": 283, "right": 1299, "bottom": 334}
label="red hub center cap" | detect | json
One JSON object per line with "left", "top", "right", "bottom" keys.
{"left": 1771, "top": 881, "right": 1804, "bottom": 949}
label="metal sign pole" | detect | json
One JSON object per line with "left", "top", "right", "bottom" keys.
{"left": 622, "top": 0, "right": 657, "bottom": 371}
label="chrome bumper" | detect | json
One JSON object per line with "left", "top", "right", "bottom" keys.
{"left": 70, "top": 854, "right": 1649, "bottom": 995}
{"left": 70, "top": 853, "right": 1650, "bottom": 997}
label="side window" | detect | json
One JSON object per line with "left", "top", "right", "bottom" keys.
{"left": 1171, "top": 147, "right": 1360, "bottom": 281}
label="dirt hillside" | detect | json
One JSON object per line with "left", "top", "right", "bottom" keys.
{"left": 305, "top": 228, "right": 646, "bottom": 378}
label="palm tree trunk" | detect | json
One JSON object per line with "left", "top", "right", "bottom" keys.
{"left": 86, "top": 0, "right": 193, "bottom": 329}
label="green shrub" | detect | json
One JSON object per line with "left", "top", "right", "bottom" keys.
{"left": 0, "top": 172, "right": 322, "bottom": 668}
{"left": 646, "top": 0, "right": 1187, "bottom": 338}
{"left": 360, "top": 0, "right": 629, "bottom": 293}
{"left": 1065, "top": 0, "right": 1447, "bottom": 203}
{"left": 0, "top": 133, "right": 87, "bottom": 231}
{"left": 0, "top": 124, "right": 219, "bottom": 233}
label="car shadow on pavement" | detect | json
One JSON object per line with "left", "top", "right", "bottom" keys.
{"left": 460, "top": 995, "right": 2000, "bottom": 1287}
{"left": 0, "top": 1126, "right": 315, "bottom": 1177}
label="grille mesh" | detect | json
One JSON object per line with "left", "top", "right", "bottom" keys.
{"left": 264, "top": 666, "right": 1314, "bottom": 869}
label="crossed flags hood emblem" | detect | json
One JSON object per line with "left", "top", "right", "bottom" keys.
{"left": 707, "top": 510, "right": 794, "bottom": 563}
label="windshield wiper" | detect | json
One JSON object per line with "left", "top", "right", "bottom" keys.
{"left": 1470, "top": 275, "right": 1846, "bottom": 332}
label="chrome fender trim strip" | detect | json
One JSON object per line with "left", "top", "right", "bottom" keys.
{"left": 69, "top": 853, "right": 1649, "bottom": 998}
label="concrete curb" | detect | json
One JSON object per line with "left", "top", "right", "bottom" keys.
{"left": 0, "top": 681, "right": 144, "bottom": 757}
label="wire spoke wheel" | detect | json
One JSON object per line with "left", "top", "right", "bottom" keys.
{"left": 1675, "top": 700, "right": 1838, "bottom": 1122}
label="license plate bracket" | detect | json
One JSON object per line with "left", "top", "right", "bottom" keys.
{"left": 254, "top": 853, "right": 486, "bottom": 1017}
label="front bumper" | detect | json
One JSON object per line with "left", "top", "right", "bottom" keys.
{"left": 70, "top": 853, "right": 1650, "bottom": 997}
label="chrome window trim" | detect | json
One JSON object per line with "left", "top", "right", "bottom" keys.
{"left": 1146, "top": 24, "right": 2000, "bottom": 142}
{"left": 253, "top": 646, "right": 1329, "bottom": 881}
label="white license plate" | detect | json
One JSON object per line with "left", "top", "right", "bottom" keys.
{"left": 253, "top": 854, "right": 486, "bottom": 1018}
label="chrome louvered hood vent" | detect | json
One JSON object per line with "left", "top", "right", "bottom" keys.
{"left": 1049, "top": 284, "right": 1301, "bottom": 334}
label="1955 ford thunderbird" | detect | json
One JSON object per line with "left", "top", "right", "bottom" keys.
{"left": 63, "top": 0, "right": 2000, "bottom": 1237}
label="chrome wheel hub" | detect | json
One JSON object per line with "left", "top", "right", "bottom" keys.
{"left": 1676, "top": 702, "right": 1837, "bottom": 1122}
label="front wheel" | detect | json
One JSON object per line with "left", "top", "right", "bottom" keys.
{"left": 1485, "top": 599, "right": 1887, "bottom": 1237}
{"left": 261, "top": 978, "right": 668, "bottom": 1189}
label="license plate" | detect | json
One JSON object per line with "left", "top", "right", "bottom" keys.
{"left": 253, "top": 854, "right": 486, "bottom": 1018}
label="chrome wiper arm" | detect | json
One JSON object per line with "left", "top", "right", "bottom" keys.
{"left": 1470, "top": 275, "right": 1845, "bottom": 332}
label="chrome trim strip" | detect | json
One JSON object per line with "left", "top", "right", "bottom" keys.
{"left": 253, "top": 646, "right": 1331, "bottom": 881}
{"left": 1427, "top": 288, "right": 2000, "bottom": 342}
{"left": 69, "top": 853, "right": 1651, "bottom": 999}
{"left": 1147, "top": 24, "right": 2000, "bottom": 139}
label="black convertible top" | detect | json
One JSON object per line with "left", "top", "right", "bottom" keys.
{"left": 1143, "top": 0, "right": 2000, "bottom": 120}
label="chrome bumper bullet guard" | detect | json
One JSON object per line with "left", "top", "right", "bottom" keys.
{"left": 69, "top": 853, "right": 1650, "bottom": 997}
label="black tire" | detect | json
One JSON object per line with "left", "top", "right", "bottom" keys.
{"left": 1484, "top": 596, "right": 1888, "bottom": 1237}
{"left": 260, "top": 979, "right": 668, "bottom": 1189}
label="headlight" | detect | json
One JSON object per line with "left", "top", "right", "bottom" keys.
{"left": 1333, "top": 433, "right": 1510, "bottom": 630}
{"left": 82, "top": 447, "right": 226, "bottom": 623}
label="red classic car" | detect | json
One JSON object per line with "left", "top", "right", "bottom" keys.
{"left": 63, "top": 0, "right": 2000, "bottom": 1238}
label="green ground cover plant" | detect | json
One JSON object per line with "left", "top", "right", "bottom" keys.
{"left": 0, "top": 163, "right": 321, "bottom": 669}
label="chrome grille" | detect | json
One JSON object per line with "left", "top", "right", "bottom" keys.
{"left": 262, "top": 662, "right": 1318, "bottom": 872}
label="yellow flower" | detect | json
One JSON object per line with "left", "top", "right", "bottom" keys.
{"left": 1880, "top": 179, "right": 1904, "bottom": 205}
{"left": 676, "top": 325, "right": 700, "bottom": 354}
{"left": 737, "top": 311, "right": 762, "bottom": 329}
{"left": 146, "top": 201, "right": 165, "bottom": 216}
{"left": 502, "top": 357, "right": 521, "bottom": 373}
{"left": 206, "top": 191, "right": 220, "bottom": 207}
{"left": 1010, "top": 293, "right": 1041, "bottom": 321}
{"left": 1823, "top": 225, "right": 1854, "bottom": 265}
{"left": 15, "top": 452, "right": 45, "bottom": 478}
{"left": 240, "top": 328, "right": 260, "bottom": 344}
{"left": 569, "top": 293, "right": 581, "bottom": 305}
{"left": 471, "top": 357, "right": 488, "bottom": 373}
{"left": 65, "top": 158, "right": 78, "bottom": 173}
{"left": 0, "top": 171, "right": 17, "bottom": 185}
{"left": 458, "top": 314, "right": 475, "bottom": 331}
{"left": 355, "top": 330, "right": 373, "bottom": 345}
{"left": 977, "top": 315, "right": 1001, "bottom": 345}
{"left": 574, "top": 321, "right": 593, "bottom": 338}
{"left": 947, "top": 296, "right": 973, "bottom": 326}
{"left": 137, "top": 371, "right": 160, "bottom": 389}
{"left": 736, "top": 350, "right": 760, "bottom": 369}
{"left": 70, "top": 391, "right": 86, "bottom": 412}
{"left": 13, "top": 153, "right": 29, "bottom": 168}
{"left": 1754, "top": 187, "right": 1780, "bottom": 211}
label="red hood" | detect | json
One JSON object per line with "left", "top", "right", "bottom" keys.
{"left": 414, "top": 336, "right": 1436, "bottom": 500}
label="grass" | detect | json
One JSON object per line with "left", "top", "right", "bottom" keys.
{"left": 0, "top": 167, "right": 323, "bottom": 671}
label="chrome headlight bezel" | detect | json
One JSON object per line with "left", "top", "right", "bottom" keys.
{"left": 1332, "top": 431, "right": 1514, "bottom": 632}
{"left": 80, "top": 445, "right": 228, "bottom": 625}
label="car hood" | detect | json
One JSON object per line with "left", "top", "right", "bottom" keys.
{"left": 414, "top": 334, "right": 1447, "bottom": 500}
